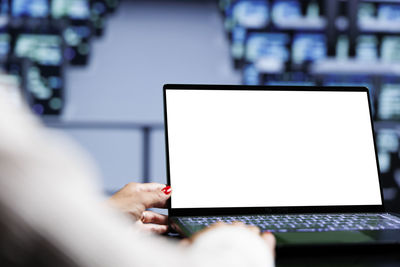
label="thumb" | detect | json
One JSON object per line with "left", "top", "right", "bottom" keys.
{"left": 142, "top": 186, "right": 172, "bottom": 209}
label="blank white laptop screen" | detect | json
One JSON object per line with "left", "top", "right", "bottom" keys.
{"left": 165, "top": 89, "right": 383, "bottom": 209}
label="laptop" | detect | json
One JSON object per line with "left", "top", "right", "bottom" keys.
{"left": 163, "top": 84, "right": 400, "bottom": 250}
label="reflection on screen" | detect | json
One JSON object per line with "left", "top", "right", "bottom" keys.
{"left": 12, "top": 0, "right": 49, "bottom": 17}
{"left": 292, "top": 33, "right": 326, "bottom": 64}
{"left": 166, "top": 89, "right": 382, "bottom": 208}
{"left": 51, "top": 0, "right": 90, "bottom": 19}
{"left": 15, "top": 34, "right": 63, "bottom": 66}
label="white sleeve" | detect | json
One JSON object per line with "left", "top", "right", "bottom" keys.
{"left": 0, "top": 92, "right": 274, "bottom": 267}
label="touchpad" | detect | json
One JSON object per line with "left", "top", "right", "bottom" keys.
{"left": 275, "top": 231, "right": 375, "bottom": 245}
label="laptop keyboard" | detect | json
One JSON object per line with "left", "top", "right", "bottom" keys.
{"left": 177, "top": 213, "right": 400, "bottom": 233}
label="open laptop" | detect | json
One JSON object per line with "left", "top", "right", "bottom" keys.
{"left": 163, "top": 84, "right": 400, "bottom": 250}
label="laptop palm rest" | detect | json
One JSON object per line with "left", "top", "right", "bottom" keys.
{"left": 275, "top": 231, "right": 374, "bottom": 245}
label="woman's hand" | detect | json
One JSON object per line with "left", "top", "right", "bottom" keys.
{"left": 182, "top": 222, "right": 276, "bottom": 257}
{"left": 108, "top": 182, "right": 172, "bottom": 234}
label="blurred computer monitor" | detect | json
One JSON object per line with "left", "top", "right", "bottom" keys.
{"left": 14, "top": 33, "right": 64, "bottom": 115}
{"left": 15, "top": 34, "right": 63, "bottom": 66}
{"left": 245, "top": 32, "right": 290, "bottom": 63}
{"left": 51, "top": 0, "right": 90, "bottom": 20}
{"left": 11, "top": 0, "right": 49, "bottom": 18}
{"left": 233, "top": 0, "right": 269, "bottom": 29}
{"left": 292, "top": 33, "right": 326, "bottom": 65}
{"left": 378, "top": 83, "right": 400, "bottom": 121}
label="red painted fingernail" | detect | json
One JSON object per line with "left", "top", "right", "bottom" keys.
{"left": 161, "top": 186, "right": 171, "bottom": 195}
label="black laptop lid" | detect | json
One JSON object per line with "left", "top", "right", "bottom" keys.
{"left": 163, "top": 85, "right": 384, "bottom": 216}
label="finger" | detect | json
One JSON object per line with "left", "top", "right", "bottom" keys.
{"left": 140, "top": 224, "right": 169, "bottom": 234}
{"left": 211, "top": 221, "right": 226, "bottom": 227}
{"left": 141, "top": 188, "right": 172, "bottom": 209}
{"left": 247, "top": 225, "right": 261, "bottom": 235}
{"left": 138, "top": 183, "right": 166, "bottom": 192}
{"left": 261, "top": 232, "right": 276, "bottom": 257}
{"left": 180, "top": 239, "right": 191, "bottom": 246}
{"left": 141, "top": 211, "right": 168, "bottom": 225}
{"left": 232, "top": 221, "right": 245, "bottom": 226}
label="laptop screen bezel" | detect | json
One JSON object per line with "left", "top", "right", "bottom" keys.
{"left": 163, "top": 84, "right": 385, "bottom": 217}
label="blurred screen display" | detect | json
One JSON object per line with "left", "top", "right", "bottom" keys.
{"left": 231, "top": 26, "right": 246, "bottom": 59}
{"left": 265, "top": 80, "right": 315, "bottom": 86}
{"left": 378, "top": 130, "right": 399, "bottom": 154}
{"left": 323, "top": 76, "right": 373, "bottom": 91}
{"left": 105, "top": 0, "right": 118, "bottom": 12}
{"left": 381, "top": 36, "right": 400, "bottom": 63}
{"left": 358, "top": 2, "right": 376, "bottom": 23}
{"left": 91, "top": 0, "right": 108, "bottom": 35}
{"left": 378, "top": 4, "right": 400, "bottom": 22}
{"left": 12, "top": 0, "right": 49, "bottom": 17}
{"left": 15, "top": 34, "right": 63, "bottom": 66}
{"left": 223, "top": 1, "right": 235, "bottom": 32}
{"left": 378, "top": 83, "right": 400, "bottom": 120}
{"left": 272, "top": 0, "right": 301, "bottom": 23}
{"left": 27, "top": 66, "right": 52, "bottom": 101}
{"left": 292, "top": 33, "right": 326, "bottom": 64}
{"left": 245, "top": 33, "right": 289, "bottom": 62}
{"left": 305, "top": 0, "right": 320, "bottom": 19}
{"left": 356, "top": 35, "right": 378, "bottom": 61}
{"left": 51, "top": 0, "right": 90, "bottom": 19}
{"left": 26, "top": 65, "right": 63, "bottom": 115}
{"left": 63, "top": 25, "right": 91, "bottom": 65}
{"left": 91, "top": 0, "right": 107, "bottom": 16}
{"left": 233, "top": 0, "right": 268, "bottom": 28}
{"left": 264, "top": 72, "right": 315, "bottom": 86}
{"left": 243, "top": 64, "right": 259, "bottom": 85}
{"left": 377, "top": 130, "right": 399, "bottom": 174}
{"left": 0, "top": 33, "right": 10, "bottom": 59}
{"left": 336, "top": 35, "right": 349, "bottom": 59}
{"left": 0, "top": 0, "right": 9, "bottom": 15}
